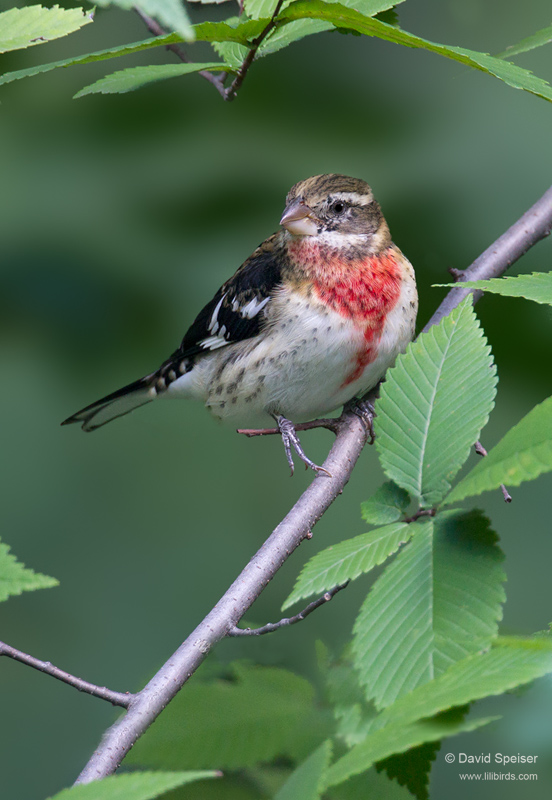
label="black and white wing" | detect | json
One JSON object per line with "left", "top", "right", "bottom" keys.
{"left": 62, "top": 233, "right": 285, "bottom": 431}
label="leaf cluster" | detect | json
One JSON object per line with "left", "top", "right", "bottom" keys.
{"left": 1, "top": 0, "right": 552, "bottom": 101}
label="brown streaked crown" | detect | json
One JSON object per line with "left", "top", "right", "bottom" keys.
{"left": 284, "top": 173, "right": 389, "bottom": 244}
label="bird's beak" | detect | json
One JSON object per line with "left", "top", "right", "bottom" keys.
{"left": 280, "top": 198, "right": 319, "bottom": 236}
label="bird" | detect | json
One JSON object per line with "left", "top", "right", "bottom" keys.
{"left": 62, "top": 174, "right": 418, "bottom": 474}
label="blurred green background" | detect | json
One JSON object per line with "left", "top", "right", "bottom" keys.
{"left": 1, "top": 1, "right": 552, "bottom": 797}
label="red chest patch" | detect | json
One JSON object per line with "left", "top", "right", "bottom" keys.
{"left": 288, "top": 240, "right": 402, "bottom": 387}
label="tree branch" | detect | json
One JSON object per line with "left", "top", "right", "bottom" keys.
{"left": 74, "top": 184, "right": 552, "bottom": 784}
{"left": 227, "top": 582, "right": 349, "bottom": 636}
{"left": 224, "top": 0, "right": 285, "bottom": 101}
{"left": 0, "top": 641, "right": 131, "bottom": 708}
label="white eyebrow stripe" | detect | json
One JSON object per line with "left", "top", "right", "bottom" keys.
{"left": 240, "top": 296, "right": 270, "bottom": 319}
{"left": 208, "top": 292, "right": 227, "bottom": 333}
{"left": 330, "top": 191, "right": 373, "bottom": 206}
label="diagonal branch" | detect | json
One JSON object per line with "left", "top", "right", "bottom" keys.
{"left": 0, "top": 641, "right": 131, "bottom": 708}
{"left": 74, "top": 184, "right": 552, "bottom": 784}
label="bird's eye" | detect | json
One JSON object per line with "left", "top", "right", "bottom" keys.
{"left": 331, "top": 201, "right": 345, "bottom": 214}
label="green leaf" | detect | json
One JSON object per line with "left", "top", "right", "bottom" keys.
{"left": 352, "top": 519, "right": 432, "bottom": 708}
{"left": 375, "top": 297, "right": 497, "bottom": 508}
{"left": 0, "top": 539, "right": 58, "bottom": 602}
{"left": 376, "top": 741, "right": 441, "bottom": 800}
{"left": 127, "top": 663, "right": 329, "bottom": 770}
{"left": 274, "top": 741, "right": 333, "bottom": 800}
{"left": 430, "top": 511, "right": 505, "bottom": 674}
{"left": 324, "top": 709, "right": 497, "bottom": 789}
{"left": 244, "top": 0, "right": 280, "bottom": 18}
{"left": 0, "top": 20, "right": 263, "bottom": 88}
{"left": 377, "top": 637, "right": 552, "bottom": 731}
{"left": 74, "top": 62, "right": 231, "bottom": 97}
{"left": 278, "top": 2, "right": 552, "bottom": 102}
{"left": 260, "top": 19, "right": 334, "bottom": 57}
{"left": 352, "top": 512, "right": 505, "bottom": 708}
{"left": 446, "top": 395, "right": 552, "bottom": 505}
{"left": 283, "top": 522, "right": 412, "bottom": 610}
{"left": 435, "top": 272, "right": 552, "bottom": 306}
{"left": 496, "top": 23, "right": 552, "bottom": 58}
{"left": 46, "top": 771, "right": 219, "bottom": 800}
{"left": 0, "top": 5, "right": 93, "bottom": 53}
{"left": 360, "top": 481, "right": 410, "bottom": 524}
{"left": 212, "top": 40, "right": 249, "bottom": 69}
{"left": 95, "top": 0, "right": 194, "bottom": 41}
{"left": 330, "top": 0, "right": 405, "bottom": 14}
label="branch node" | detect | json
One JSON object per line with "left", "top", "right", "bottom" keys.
{"left": 448, "top": 267, "right": 465, "bottom": 281}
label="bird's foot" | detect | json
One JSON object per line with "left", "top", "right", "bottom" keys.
{"left": 343, "top": 398, "right": 376, "bottom": 443}
{"left": 274, "top": 415, "right": 332, "bottom": 477}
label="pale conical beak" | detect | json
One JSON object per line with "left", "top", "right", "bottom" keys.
{"left": 280, "top": 198, "right": 319, "bottom": 236}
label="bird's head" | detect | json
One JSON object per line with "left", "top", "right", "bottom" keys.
{"left": 280, "top": 174, "right": 391, "bottom": 253}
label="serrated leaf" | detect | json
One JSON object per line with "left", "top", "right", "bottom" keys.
{"left": 0, "top": 5, "right": 93, "bottom": 53}
{"left": 377, "top": 638, "right": 552, "bottom": 730}
{"left": 127, "top": 663, "right": 329, "bottom": 770}
{"left": 212, "top": 40, "right": 249, "bottom": 69}
{"left": 0, "top": 20, "right": 263, "bottom": 88}
{"left": 446, "top": 396, "right": 552, "bottom": 505}
{"left": 496, "top": 23, "right": 552, "bottom": 58}
{"left": 352, "top": 512, "right": 505, "bottom": 708}
{"left": 352, "top": 519, "right": 434, "bottom": 707}
{"left": 435, "top": 272, "right": 552, "bottom": 306}
{"left": 331, "top": 0, "right": 405, "bottom": 14}
{"left": 361, "top": 481, "right": 410, "bottom": 524}
{"left": 375, "top": 297, "right": 497, "bottom": 508}
{"left": 376, "top": 740, "right": 442, "bottom": 800}
{"left": 431, "top": 511, "right": 505, "bottom": 674}
{"left": 260, "top": 19, "right": 334, "bottom": 56}
{"left": 244, "top": 0, "right": 280, "bottom": 18}
{"left": 46, "top": 771, "right": 219, "bottom": 800}
{"left": 274, "top": 741, "right": 333, "bottom": 800}
{"left": 324, "top": 709, "right": 497, "bottom": 789}
{"left": 74, "top": 62, "right": 230, "bottom": 97}
{"left": 0, "top": 539, "right": 58, "bottom": 602}
{"left": 95, "top": 0, "right": 194, "bottom": 41}
{"left": 277, "top": 2, "right": 552, "bottom": 102}
{"left": 283, "top": 522, "right": 412, "bottom": 610}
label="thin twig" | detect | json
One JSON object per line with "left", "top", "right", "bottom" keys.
{"left": 475, "top": 441, "right": 512, "bottom": 503}
{"left": 238, "top": 417, "right": 341, "bottom": 437}
{"left": 224, "top": 0, "right": 285, "bottom": 100}
{"left": 0, "top": 641, "right": 131, "bottom": 708}
{"left": 133, "top": 7, "right": 228, "bottom": 99}
{"left": 228, "top": 583, "right": 349, "bottom": 636}
{"left": 74, "top": 185, "right": 552, "bottom": 784}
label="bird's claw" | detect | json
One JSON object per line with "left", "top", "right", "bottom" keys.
{"left": 344, "top": 398, "right": 376, "bottom": 443}
{"left": 275, "top": 415, "right": 332, "bottom": 477}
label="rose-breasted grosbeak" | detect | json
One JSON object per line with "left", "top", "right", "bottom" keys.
{"left": 62, "top": 174, "right": 417, "bottom": 473}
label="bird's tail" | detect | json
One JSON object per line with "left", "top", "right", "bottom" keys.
{"left": 61, "top": 375, "right": 156, "bottom": 432}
